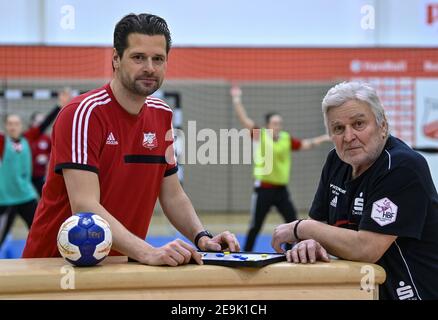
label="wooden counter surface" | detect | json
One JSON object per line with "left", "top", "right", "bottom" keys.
{"left": 0, "top": 256, "right": 385, "bottom": 299}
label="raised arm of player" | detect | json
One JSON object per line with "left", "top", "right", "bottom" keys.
{"left": 299, "top": 134, "right": 331, "bottom": 150}
{"left": 63, "top": 168, "right": 203, "bottom": 266}
{"left": 230, "top": 86, "right": 255, "bottom": 130}
{"left": 159, "top": 173, "right": 240, "bottom": 253}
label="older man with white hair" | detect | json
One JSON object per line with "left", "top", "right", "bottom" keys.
{"left": 272, "top": 81, "right": 438, "bottom": 300}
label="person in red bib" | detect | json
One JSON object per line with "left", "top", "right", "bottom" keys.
{"left": 23, "top": 13, "right": 240, "bottom": 266}
{"left": 29, "top": 112, "right": 51, "bottom": 196}
{"left": 29, "top": 88, "right": 72, "bottom": 196}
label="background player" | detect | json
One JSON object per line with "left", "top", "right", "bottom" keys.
{"left": 23, "top": 13, "right": 240, "bottom": 266}
{"left": 0, "top": 104, "right": 61, "bottom": 246}
{"left": 230, "top": 85, "right": 330, "bottom": 251}
{"left": 29, "top": 87, "right": 72, "bottom": 196}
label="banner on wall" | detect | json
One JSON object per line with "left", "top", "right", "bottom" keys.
{"left": 415, "top": 79, "right": 438, "bottom": 187}
{"left": 416, "top": 79, "right": 438, "bottom": 145}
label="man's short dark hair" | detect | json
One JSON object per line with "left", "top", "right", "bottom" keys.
{"left": 265, "top": 112, "right": 280, "bottom": 125}
{"left": 114, "top": 13, "right": 172, "bottom": 58}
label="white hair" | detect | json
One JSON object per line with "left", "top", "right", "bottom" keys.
{"left": 322, "top": 81, "right": 387, "bottom": 132}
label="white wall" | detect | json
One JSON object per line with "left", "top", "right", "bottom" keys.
{"left": 0, "top": 0, "right": 43, "bottom": 44}
{"left": 0, "top": 0, "right": 437, "bottom": 46}
{"left": 377, "top": 0, "right": 438, "bottom": 46}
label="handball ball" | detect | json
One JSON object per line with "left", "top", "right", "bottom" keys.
{"left": 57, "top": 212, "right": 112, "bottom": 266}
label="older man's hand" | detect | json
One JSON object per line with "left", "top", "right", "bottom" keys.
{"left": 286, "top": 239, "right": 330, "bottom": 264}
{"left": 271, "top": 222, "right": 296, "bottom": 253}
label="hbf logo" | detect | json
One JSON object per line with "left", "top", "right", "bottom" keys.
{"left": 371, "top": 197, "right": 398, "bottom": 226}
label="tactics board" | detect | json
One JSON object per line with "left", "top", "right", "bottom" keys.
{"left": 198, "top": 251, "right": 286, "bottom": 267}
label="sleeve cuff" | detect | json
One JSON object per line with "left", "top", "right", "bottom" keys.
{"left": 359, "top": 222, "right": 422, "bottom": 240}
{"left": 164, "top": 166, "right": 178, "bottom": 177}
{"left": 55, "top": 163, "right": 99, "bottom": 175}
{"left": 308, "top": 210, "right": 327, "bottom": 222}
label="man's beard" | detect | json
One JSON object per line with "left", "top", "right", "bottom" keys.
{"left": 121, "top": 73, "right": 161, "bottom": 97}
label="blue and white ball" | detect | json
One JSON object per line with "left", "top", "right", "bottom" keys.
{"left": 57, "top": 212, "right": 112, "bottom": 266}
